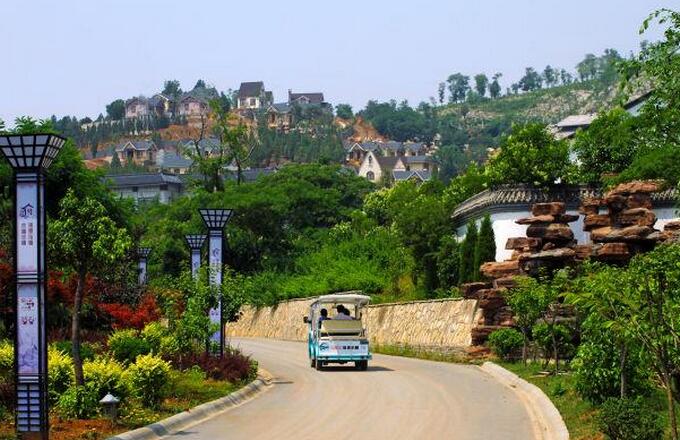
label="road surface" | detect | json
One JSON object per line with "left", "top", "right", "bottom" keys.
{"left": 168, "top": 338, "right": 537, "bottom": 440}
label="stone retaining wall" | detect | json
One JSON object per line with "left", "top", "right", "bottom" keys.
{"left": 226, "top": 297, "right": 482, "bottom": 349}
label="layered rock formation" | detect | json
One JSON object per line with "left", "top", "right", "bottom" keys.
{"left": 466, "top": 202, "right": 579, "bottom": 344}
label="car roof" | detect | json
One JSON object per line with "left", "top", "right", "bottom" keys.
{"left": 311, "top": 292, "right": 371, "bottom": 307}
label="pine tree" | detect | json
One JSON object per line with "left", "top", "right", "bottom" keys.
{"left": 458, "top": 220, "right": 478, "bottom": 284}
{"left": 110, "top": 151, "right": 122, "bottom": 169}
{"left": 474, "top": 214, "right": 496, "bottom": 280}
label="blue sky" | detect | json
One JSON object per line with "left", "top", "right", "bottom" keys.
{"left": 0, "top": 0, "right": 676, "bottom": 125}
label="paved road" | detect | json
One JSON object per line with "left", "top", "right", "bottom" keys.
{"left": 169, "top": 338, "right": 536, "bottom": 440}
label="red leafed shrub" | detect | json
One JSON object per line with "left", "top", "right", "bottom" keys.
{"left": 98, "top": 294, "right": 160, "bottom": 330}
{"left": 167, "top": 350, "right": 254, "bottom": 382}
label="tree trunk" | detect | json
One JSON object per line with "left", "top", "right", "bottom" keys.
{"left": 619, "top": 344, "right": 627, "bottom": 399}
{"left": 665, "top": 371, "right": 679, "bottom": 440}
{"left": 551, "top": 325, "right": 559, "bottom": 374}
{"left": 71, "top": 268, "right": 86, "bottom": 386}
{"left": 522, "top": 330, "right": 528, "bottom": 366}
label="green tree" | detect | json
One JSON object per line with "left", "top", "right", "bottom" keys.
{"left": 518, "top": 67, "right": 543, "bottom": 91}
{"left": 458, "top": 220, "right": 477, "bottom": 283}
{"left": 485, "top": 123, "right": 572, "bottom": 187}
{"left": 543, "top": 65, "right": 557, "bottom": 87}
{"left": 572, "top": 108, "right": 640, "bottom": 183}
{"left": 162, "top": 79, "right": 182, "bottom": 97}
{"left": 194, "top": 79, "right": 207, "bottom": 89}
{"left": 436, "top": 235, "right": 459, "bottom": 290}
{"left": 446, "top": 73, "right": 470, "bottom": 103}
{"left": 473, "top": 74, "right": 489, "bottom": 97}
{"left": 335, "top": 104, "right": 353, "bottom": 120}
{"left": 505, "top": 276, "right": 550, "bottom": 365}
{"left": 49, "top": 190, "right": 131, "bottom": 385}
{"left": 473, "top": 214, "right": 496, "bottom": 280}
{"left": 489, "top": 73, "right": 502, "bottom": 99}
{"left": 570, "top": 246, "right": 680, "bottom": 440}
{"left": 577, "top": 53, "right": 598, "bottom": 81}
{"left": 106, "top": 99, "right": 125, "bottom": 120}
{"left": 437, "top": 82, "right": 446, "bottom": 104}
{"left": 620, "top": 9, "right": 680, "bottom": 149}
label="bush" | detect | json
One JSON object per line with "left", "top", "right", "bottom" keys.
{"left": 598, "top": 397, "right": 663, "bottom": 440}
{"left": 166, "top": 349, "right": 255, "bottom": 382}
{"left": 532, "top": 322, "right": 575, "bottom": 360}
{"left": 83, "top": 357, "right": 129, "bottom": 400}
{"left": 108, "top": 329, "right": 151, "bottom": 365}
{"left": 52, "top": 340, "right": 96, "bottom": 362}
{"left": 126, "top": 354, "right": 171, "bottom": 407}
{"left": 141, "top": 322, "right": 166, "bottom": 353}
{"left": 48, "top": 346, "right": 74, "bottom": 403}
{"left": 488, "top": 328, "right": 523, "bottom": 361}
{"left": 56, "top": 386, "right": 99, "bottom": 419}
{"left": 0, "top": 340, "right": 12, "bottom": 382}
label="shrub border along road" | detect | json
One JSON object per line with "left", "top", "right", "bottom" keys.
{"left": 481, "top": 362, "right": 569, "bottom": 440}
{"left": 106, "top": 368, "right": 274, "bottom": 440}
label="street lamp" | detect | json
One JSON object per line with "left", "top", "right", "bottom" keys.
{"left": 198, "top": 209, "right": 233, "bottom": 357}
{"left": 0, "top": 133, "right": 66, "bottom": 440}
{"left": 184, "top": 234, "right": 206, "bottom": 279}
{"left": 137, "top": 247, "right": 152, "bottom": 285}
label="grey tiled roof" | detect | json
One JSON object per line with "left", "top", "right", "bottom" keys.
{"left": 555, "top": 114, "right": 597, "bottom": 128}
{"left": 239, "top": 81, "right": 265, "bottom": 98}
{"left": 115, "top": 140, "right": 156, "bottom": 152}
{"left": 289, "top": 91, "right": 324, "bottom": 104}
{"left": 104, "top": 173, "right": 183, "bottom": 187}
{"left": 159, "top": 152, "right": 193, "bottom": 169}
{"left": 269, "top": 103, "right": 292, "bottom": 113}
{"left": 373, "top": 155, "right": 402, "bottom": 171}
{"left": 405, "top": 155, "right": 435, "bottom": 164}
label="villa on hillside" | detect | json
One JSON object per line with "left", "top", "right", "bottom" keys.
{"left": 115, "top": 140, "right": 158, "bottom": 165}
{"left": 124, "top": 94, "right": 172, "bottom": 119}
{"left": 237, "top": 81, "right": 273, "bottom": 110}
{"left": 357, "top": 151, "right": 437, "bottom": 184}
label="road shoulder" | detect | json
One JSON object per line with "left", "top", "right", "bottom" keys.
{"left": 480, "top": 362, "right": 569, "bottom": 440}
{"left": 106, "top": 368, "right": 274, "bottom": 440}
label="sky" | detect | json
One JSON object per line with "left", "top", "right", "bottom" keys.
{"left": 0, "top": 0, "right": 676, "bottom": 125}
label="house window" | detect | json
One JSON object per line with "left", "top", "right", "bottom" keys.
{"left": 366, "top": 171, "right": 375, "bottom": 181}
{"left": 368, "top": 156, "right": 372, "bottom": 165}
{"left": 160, "top": 184, "right": 168, "bottom": 191}
{"left": 132, "top": 186, "right": 139, "bottom": 192}
{"left": 423, "top": 163, "right": 429, "bottom": 170}
{"left": 249, "top": 98, "right": 256, "bottom": 106}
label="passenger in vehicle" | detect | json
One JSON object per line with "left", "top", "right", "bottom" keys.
{"left": 319, "top": 308, "right": 330, "bottom": 323}
{"left": 342, "top": 308, "right": 354, "bottom": 319}
{"left": 333, "top": 305, "right": 352, "bottom": 320}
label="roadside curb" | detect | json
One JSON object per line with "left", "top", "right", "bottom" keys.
{"left": 106, "top": 368, "right": 274, "bottom": 440}
{"left": 480, "top": 362, "right": 569, "bottom": 440}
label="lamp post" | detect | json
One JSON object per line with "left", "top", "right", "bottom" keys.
{"left": 198, "top": 209, "right": 233, "bottom": 357}
{"left": 184, "top": 234, "right": 206, "bottom": 279}
{"left": 137, "top": 247, "right": 151, "bottom": 285}
{"left": 0, "top": 133, "right": 66, "bottom": 440}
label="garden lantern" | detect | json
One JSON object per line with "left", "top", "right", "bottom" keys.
{"left": 99, "top": 393, "right": 120, "bottom": 422}
{"left": 184, "top": 234, "right": 206, "bottom": 279}
{"left": 199, "top": 209, "right": 233, "bottom": 357}
{"left": 0, "top": 133, "right": 66, "bottom": 439}
{"left": 137, "top": 247, "right": 151, "bottom": 285}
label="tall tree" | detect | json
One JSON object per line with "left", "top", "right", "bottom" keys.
{"left": 458, "top": 220, "right": 478, "bottom": 283}
{"left": 335, "top": 104, "right": 353, "bottom": 120}
{"left": 446, "top": 73, "right": 470, "bottom": 103}
{"left": 543, "top": 65, "right": 557, "bottom": 87}
{"left": 162, "top": 79, "right": 182, "bottom": 97}
{"left": 559, "top": 69, "right": 573, "bottom": 85}
{"left": 489, "top": 73, "right": 502, "bottom": 99}
{"left": 110, "top": 151, "right": 122, "bottom": 169}
{"left": 576, "top": 53, "right": 598, "bottom": 81}
{"left": 49, "top": 189, "right": 131, "bottom": 385}
{"left": 194, "top": 79, "right": 207, "bottom": 89}
{"left": 437, "top": 82, "right": 446, "bottom": 104}
{"left": 473, "top": 214, "right": 496, "bottom": 279}
{"left": 106, "top": 99, "right": 125, "bottom": 120}
{"left": 518, "top": 67, "right": 543, "bottom": 92}
{"left": 473, "top": 74, "right": 489, "bottom": 97}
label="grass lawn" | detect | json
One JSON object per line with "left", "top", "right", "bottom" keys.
{"left": 0, "top": 368, "right": 246, "bottom": 440}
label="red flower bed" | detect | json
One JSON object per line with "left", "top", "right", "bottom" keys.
{"left": 166, "top": 351, "right": 254, "bottom": 382}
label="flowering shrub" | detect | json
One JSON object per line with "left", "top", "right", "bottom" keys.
{"left": 126, "top": 354, "right": 171, "bottom": 407}
{"left": 56, "top": 386, "right": 98, "bottom": 419}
